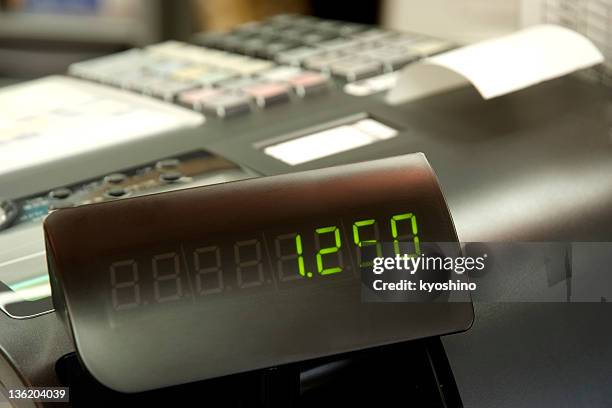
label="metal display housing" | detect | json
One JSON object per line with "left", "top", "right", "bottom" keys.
{"left": 44, "top": 153, "right": 473, "bottom": 393}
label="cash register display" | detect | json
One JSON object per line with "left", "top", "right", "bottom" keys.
{"left": 104, "top": 208, "right": 419, "bottom": 312}
{"left": 44, "top": 154, "right": 473, "bottom": 393}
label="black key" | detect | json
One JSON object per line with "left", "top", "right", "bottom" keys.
{"left": 238, "top": 37, "right": 269, "bottom": 56}
{"left": 302, "top": 31, "right": 337, "bottom": 46}
{"left": 104, "top": 173, "right": 127, "bottom": 184}
{"left": 261, "top": 41, "right": 300, "bottom": 59}
{"left": 279, "top": 27, "right": 314, "bottom": 41}
{"left": 106, "top": 187, "right": 127, "bottom": 198}
{"left": 160, "top": 171, "right": 183, "bottom": 183}
{"left": 156, "top": 159, "right": 180, "bottom": 170}
{"left": 49, "top": 188, "right": 72, "bottom": 200}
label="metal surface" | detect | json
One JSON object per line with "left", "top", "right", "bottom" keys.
{"left": 0, "top": 72, "right": 609, "bottom": 405}
{"left": 44, "top": 154, "right": 471, "bottom": 393}
{"left": 0, "top": 150, "right": 252, "bottom": 319}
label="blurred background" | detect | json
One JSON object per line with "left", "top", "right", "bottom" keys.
{"left": 0, "top": 0, "right": 610, "bottom": 84}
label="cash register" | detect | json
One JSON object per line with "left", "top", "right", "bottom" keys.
{"left": 1, "top": 14, "right": 611, "bottom": 407}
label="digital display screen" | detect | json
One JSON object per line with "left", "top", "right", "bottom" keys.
{"left": 107, "top": 211, "right": 419, "bottom": 312}
{"left": 45, "top": 154, "right": 472, "bottom": 393}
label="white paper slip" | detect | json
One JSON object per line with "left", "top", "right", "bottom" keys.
{"left": 263, "top": 119, "right": 398, "bottom": 166}
{"left": 0, "top": 76, "right": 204, "bottom": 177}
{"left": 387, "top": 25, "right": 604, "bottom": 104}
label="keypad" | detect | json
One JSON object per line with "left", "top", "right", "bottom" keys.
{"left": 194, "top": 14, "right": 454, "bottom": 74}
{"left": 70, "top": 40, "right": 332, "bottom": 118}
{"left": 69, "top": 15, "right": 454, "bottom": 119}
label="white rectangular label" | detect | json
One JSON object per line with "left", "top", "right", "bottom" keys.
{"left": 263, "top": 119, "right": 398, "bottom": 165}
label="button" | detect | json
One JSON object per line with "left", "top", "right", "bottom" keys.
{"left": 354, "top": 40, "right": 385, "bottom": 52}
{"left": 156, "top": 159, "right": 180, "bottom": 170}
{"left": 351, "top": 29, "right": 395, "bottom": 42}
{"left": 106, "top": 187, "right": 127, "bottom": 198}
{"left": 147, "top": 80, "right": 200, "bottom": 102}
{"left": 49, "top": 201, "right": 74, "bottom": 211}
{"left": 302, "top": 31, "right": 337, "bottom": 45}
{"left": 201, "top": 92, "right": 253, "bottom": 118}
{"left": 288, "top": 72, "right": 330, "bottom": 97}
{"left": 115, "top": 71, "right": 151, "bottom": 90}
{"left": 219, "top": 77, "right": 260, "bottom": 90}
{"left": 259, "top": 66, "right": 303, "bottom": 81}
{"left": 359, "top": 45, "right": 420, "bottom": 71}
{"left": 49, "top": 188, "right": 71, "bottom": 200}
{"left": 69, "top": 49, "right": 143, "bottom": 77}
{"left": 90, "top": 69, "right": 134, "bottom": 87}
{"left": 0, "top": 199, "right": 19, "bottom": 231}
{"left": 259, "top": 22, "right": 290, "bottom": 35}
{"left": 385, "top": 33, "right": 427, "bottom": 47}
{"left": 179, "top": 45, "right": 226, "bottom": 63}
{"left": 228, "top": 58, "right": 275, "bottom": 76}
{"left": 177, "top": 88, "right": 223, "bottom": 110}
{"left": 330, "top": 57, "right": 382, "bottom": 81}
{"left": 171, "top": 66, "right": 211, "bottom": 82}
{"left": 237, "top": 37, "right": 268, "bottom": 56}
{"left": 160, "top": 171, "right": 183, "bottom": 183}
{"left": 194, "top": 71, "right": 236, "bottom": 87}
{"left": 303, "top": 52, "right": 346, "bottom": 71}
{"left": 127, "top": 76, "right": 165, "bottom": 93}
{"left": 275, "top": 47, "right": 323, "bottom": 66}
{"left": 262, "top": 41, "right": 299, "bottom": 58}
{"left": 279, "top": 27, "right": 313, "bottom": 41}
{"left": 143, "top": 60, "right": 189, "bottom": 77}
{"left": 408, "top": 39, "right": 455, "bottom": 56}
{"left": 70, "top": 50, "right": 149, "bottom": 83}
{"left": 343, "top": 72, "right": 399, "bottom": 96}
{"left": 317, "top": 38, "right": 362, "bottom": 52}
{"left": 329, "top": 56, "right": 382, "bottom": 80}
{"left": 242, "top": 82, "right": 292, "bottom": 107}
{"left": 104, "top": 173, "right": 127, "bottom": 184}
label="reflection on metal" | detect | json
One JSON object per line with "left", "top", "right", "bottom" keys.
{"left": 464, "top": 242, "right": 612, "bottom": 302}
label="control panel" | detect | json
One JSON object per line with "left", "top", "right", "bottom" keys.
{"left": 0, "top": 150, "right": 255, "bottom": 318}
{"left": 68, "top": 15, "right": 453, "bottom": 119}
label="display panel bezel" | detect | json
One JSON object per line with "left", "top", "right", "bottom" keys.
{"left": 45, "top": 153, "right": 473, "bottom": 392}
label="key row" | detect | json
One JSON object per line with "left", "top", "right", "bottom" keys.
{"left": 69, "top": 43, "right": 331, "bottom": 118}
{"left": 193, "top": 14, "right": 455, "bottom": 78}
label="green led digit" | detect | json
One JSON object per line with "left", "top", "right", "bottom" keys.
{"left": 274, "top": 233, "right": 306, "bottom": 281}
{"left": 353, "top": 219, "right": 382, "bottom": 267}
{"left": 295, "top": 234, "right": 306, "bottom": 277}
{"left": 315, "top": 226, "right": 343, "bottom": 275}
{"left": 391, "top": 213, "right": 420, "bottom": 257}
